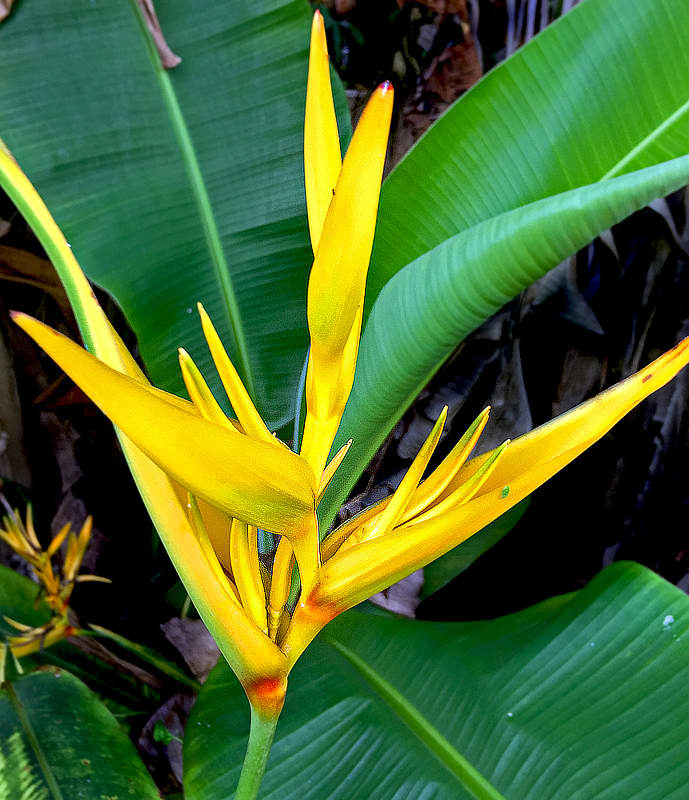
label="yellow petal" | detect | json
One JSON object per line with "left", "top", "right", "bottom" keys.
{"left": 402, "top": 407, "right": 491, "bottom": 523}
{"left": 0, "top": 148, "right": 148, "bottom": 381}
{"left": 311, "top": 337, "right": 689, "bottom": 615}
{"left": 307, "top": 83, "right": 392, "bottom": 354}
{"left": 267, "top": 537, "right": 294, "bottom": 641}
{"left": 302, "top": 83, "right": 393, "bottom": 476}
{"left": 230, "top": 519, "right": 268, "bottom": 633}
{"left": 12, "top": 312, "right": 316, "bottom": 537}
{"left": 404, "top": 440, "right": 510, "bottom": 528}
{"left": 4, "top": 617, "right": 34, "bottom": 632}
{"left": 1, "top": 154, "right": 286, "bottom": 684}
{"left": 341, "top": 408, "right": 448, "bottom": 554}
{"left": 24, "top": 504, "right": 40, "bottom": 549}
{"left": 199, "top": 498, "right": 232, "bottom": 572}
{"left": 9, "top": 624, "right": 70, "bottom": 658}
{"left": 197, "top": 303, "right": 275, "bottom": 444}
{"left": 188, "top": 496, "right": 240, "bottom": 607}
{"left": 449, "top": 338, "right": 689, "bottom": 499}
{"left": 320, "top": 409, "right": 486, "bottom": 559}
{"left": 178, "top": 347, "right": 237, "bottom": 430}
{"left": 317, "top": 438, "right": 352, "bottom": 502}
{"left": 304, "top": 9, "right": 341, "bottom": 253}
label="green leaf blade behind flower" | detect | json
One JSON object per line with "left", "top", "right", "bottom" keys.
{"left": 0, "top": 0, "right": 351, "bottom": 431}
{"left": 367, "top": 0, "right": 689, "bottom": 311}
{"left": 0, "top": 669, "right": 160, "bottom": 798}
{"left": 321, "top": 156, "right": 689, "bottom": 524}
{"left": 184, "top": 562, "right": 689, "bottom": 799}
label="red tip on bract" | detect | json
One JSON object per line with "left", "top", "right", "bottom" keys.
{"left": 245, "top": 675, "right": 287, "bottom": 719}
{"left": 379, "top": 80, "right": 392, "bottom": 96}
{"left": 9, "top": 310, "right": 22, "bottom": 321}
{"left": 314, "top": 8, "right": 322, "bottom": 21}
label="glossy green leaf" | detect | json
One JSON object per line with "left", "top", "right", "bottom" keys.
{"left": 368, "top": 0, "right": 689, "bottom": 309}
{"left": 0, "top": 566, "right": 151, "bottom": 710}
{"left": 320, "top": 0, "right": 689, "bottom": 521}
{"left": 321, "top": 155, "right": 689, "bottom": 522}
{"left": 0, "top": 669, "right": 160, "bottom": 799}
{"left": 0, "top": 0, "right": 351, "bottom": 431}
{"left": 185, "top": 562, "right": 689, "bottom": 799}
{"left": 0, "top": 565, "right": 50, "bottom": 638}
{"left": 422, "top": 500, "right": 529, "bottom": 599}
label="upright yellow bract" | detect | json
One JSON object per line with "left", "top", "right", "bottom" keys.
{"left": 4, "top": 11, "right": 689, "bottom": 721}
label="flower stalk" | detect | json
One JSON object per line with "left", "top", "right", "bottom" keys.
{"left": 2, "top": 8, "right": 689, "bottom": 798}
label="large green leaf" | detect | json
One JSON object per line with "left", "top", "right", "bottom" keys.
{"left": 321, "top": 156, "right": 689, "bottom": 521}
{"left": 184, "top": 562, "right": 689, "bottom": 799}
{"left": 368, "top": 0, "right": 689, "bottom": 309}
{"left": 0, "top": 0, "right": 350, "bottom": 430}
{"left": 0, "top": 669, "right": 160, "bottom": 799}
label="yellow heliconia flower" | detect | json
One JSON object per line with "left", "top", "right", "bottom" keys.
{"left": 3, "top": 10, "right": 689, "bottom": 730}
{"left": 0, "top": 501, "right": 108, "bottom": 657}
{"left": 301, "top": 11, "right": 394, "bottom": 481}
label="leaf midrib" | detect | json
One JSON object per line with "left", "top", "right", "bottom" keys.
{"left": 4, "top": 682, "right": 63, "bottom": 800}
{"left": 325, "top": 636, "right": 507, "bottom": 800}
{"left": 600, "top": 96, "right": 689, "bottom": 181}
{"left": 128, "top": 0, "right": 256, "bottom": 399}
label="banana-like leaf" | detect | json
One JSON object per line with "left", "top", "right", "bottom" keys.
{"left": 0, "top": 669, "right": 160, "bottom": 799}
{"left": 0, "top": 0, "right": 351, "bottom": 431}
{"left": 184, "top": 562, "right": 689, "bottom": 799}
{"left": 321, "top": 156, "right": 689, "bottom": 522}
{"left": 368, "top": 0, "right": 689, "bottom": 309}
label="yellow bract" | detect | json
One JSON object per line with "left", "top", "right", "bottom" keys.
{"left": 301, "top": 75, "right": 394, "bottom": 478}
{"left": 4, "top": 11, "right": 689, "bottom": 718}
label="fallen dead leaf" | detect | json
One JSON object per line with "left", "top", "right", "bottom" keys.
{"left": 139, "top": 692, "right": 194, "bottom": 787}
{"left": 370, "top": 569, "right": 424, "bottom": 617}
{"left": 0, "top": 246, "right": 73, "bottom": 320}
{"left": 425, "top": 37, "right": 482, "bottom": 103}
{"left": 136, "top": 0, "right": 182, "bottom": 69}
{"left": 0, "top": 326, "right": 31, "bottom": 486}
{"left": 397, "top": 0, "right": 467, "bottom": 15}
{"left": 0, "top": 0, "right": 15, "bottom": 24}
{"left": 161, "top": 617, "right": 220, "bottom": 683}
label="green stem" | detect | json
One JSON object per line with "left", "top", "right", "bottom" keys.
{"left": 234, "top": 705, "right": 279, "bottom": 800}
{"left": 78, "top": 625, "right": 201, "bottom": 691}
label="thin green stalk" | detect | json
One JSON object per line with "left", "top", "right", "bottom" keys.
{"left": 80, "top": 625, "right": 200, "bottom": 691}
{"left": 234, "top": 705, "right": 279, "bottom": 800}
{"left": 292, "top": 346, "right": 310, "bottom": 452}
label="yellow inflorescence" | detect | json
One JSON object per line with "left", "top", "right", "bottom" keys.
{"left": 5, "top": 9, "right": 689, "bottom": 711}
{"left": 0, "top": 499, "right": 108, "bottom": 657}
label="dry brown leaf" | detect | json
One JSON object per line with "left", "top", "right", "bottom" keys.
{"left": 335, "top": 0, "right": 357, "bottom": 12}
{"left": 136, "top": 0, "right": 182, "bottom": 69}
{"left": 0, "top": 328, "right": 31, "bottom": 486}
{"left": 0, "top": 246, "right": 72, "bottom": 319}
{"left": 0, "top": 0, "right": 15, "bottom": 24}
{"left": 425, "top": 37, "right": 482, "bottom": 102}
{"left": 161, "top": 617, "right": 220, "bottom": 682}
{"left": 397, "top": 0, "right": 467, "bottom": 16}
{"left": 138, "top": 693, "right": 194, "bottom": 787}
{"left": 370, "top": 569, "right": 424, "bottom": 617}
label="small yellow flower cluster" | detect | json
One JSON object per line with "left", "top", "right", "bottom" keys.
{"left": 0, "top": 498, "right": 107, "bottom": 657}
